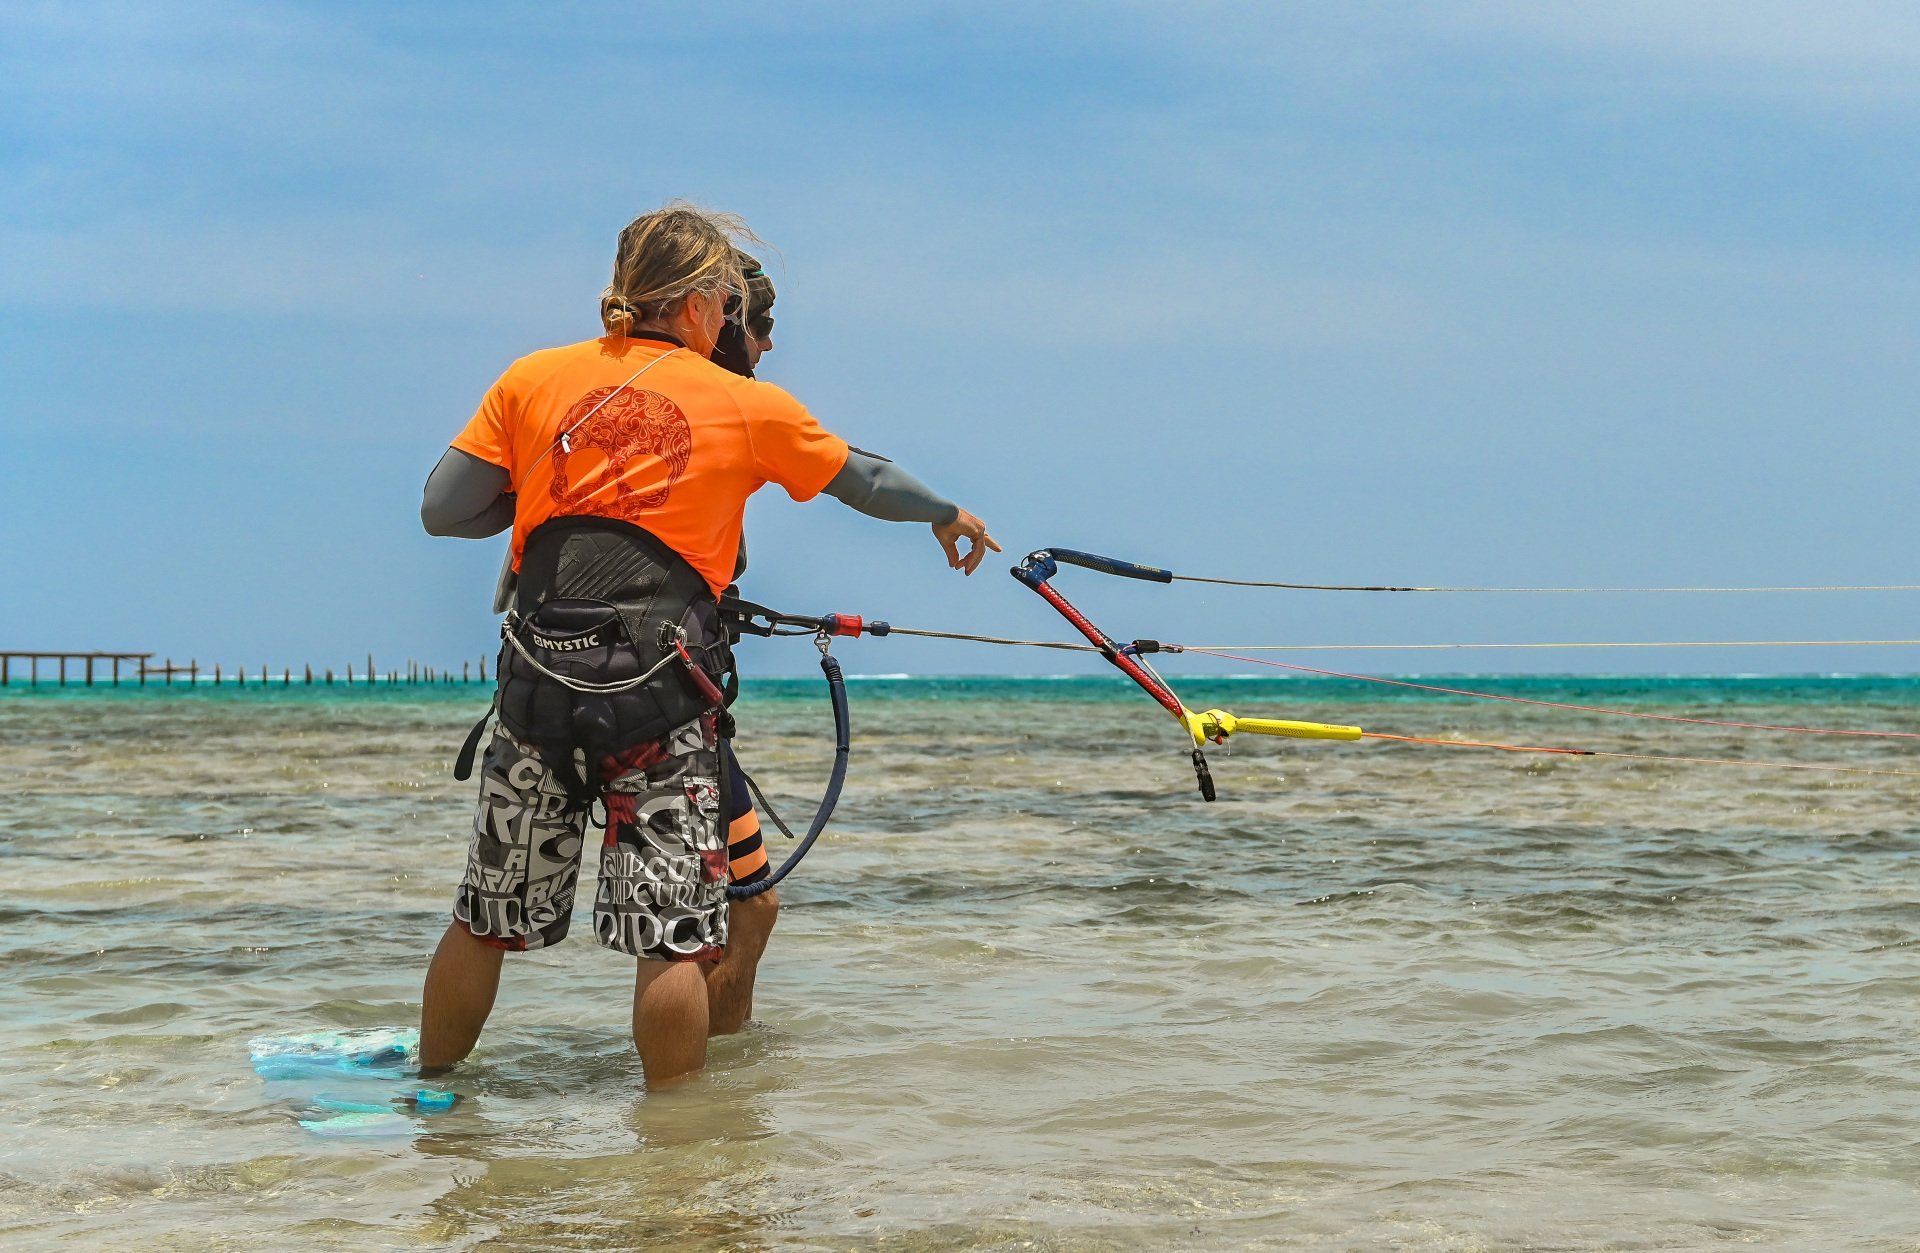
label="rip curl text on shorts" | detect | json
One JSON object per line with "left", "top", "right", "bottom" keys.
{"left": 453, "top": 717, "right": 734, "bottom": 961}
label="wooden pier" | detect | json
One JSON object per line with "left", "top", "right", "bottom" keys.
{"left": 0, "top": 650, "right": 488, "bottom": 688}
{"left": 0, "top": 652, "right": 151, "bottom": 687}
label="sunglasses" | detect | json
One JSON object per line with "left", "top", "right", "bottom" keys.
{"left": 722, "top": 272, "right": 774, "bottom": 339}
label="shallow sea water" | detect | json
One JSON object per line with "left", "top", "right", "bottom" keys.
{"left": 3, "top": 675, "right": 1919, "bottom": 1250}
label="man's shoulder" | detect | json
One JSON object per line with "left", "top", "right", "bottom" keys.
{"left": 500, "top": 337, "right": 617, "bottom": 382}
{"left": 705, "top": 367, "right": 801, "bottom": 415}
{"left": 670, "top": 356, "right": 803, "bottom": 418}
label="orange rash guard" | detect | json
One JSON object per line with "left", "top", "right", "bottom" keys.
{"left": 452, "top": 334, "right": 850, "bottom": 597}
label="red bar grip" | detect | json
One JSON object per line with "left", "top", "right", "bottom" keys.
{"left": 1032, "top": 581, "right": 1184, "bottom": 720}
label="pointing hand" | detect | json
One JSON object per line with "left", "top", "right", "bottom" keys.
{"left": 934, "top": 508, "right": 1002, "bottom": 576}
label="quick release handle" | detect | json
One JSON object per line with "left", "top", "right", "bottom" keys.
{"left": 821, "top": 613, "right": 889, "bottom": 638}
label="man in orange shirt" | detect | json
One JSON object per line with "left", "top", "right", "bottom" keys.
{"left": 418, "top": 205, "right": 997, "bottom": 1086}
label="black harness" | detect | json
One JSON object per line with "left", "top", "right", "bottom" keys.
{"left": 454, "top": 516, "right": 854, "bottom": 901}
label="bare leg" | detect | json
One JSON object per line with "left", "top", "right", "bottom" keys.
{"left": 419, "top": 922, "right": 504, "bottom": 1074}
{"left": 705, "top": 888, "right": 778, "bottom": 1035}
{"left": 632, "top": 960, "right": 709, "bottom": 1086}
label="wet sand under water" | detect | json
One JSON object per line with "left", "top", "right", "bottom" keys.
{"left": 3, "top": 676, "right": 1919, "bottom": 1249}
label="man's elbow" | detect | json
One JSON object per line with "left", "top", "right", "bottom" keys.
{"left": 420, "top": 495, "right": 476, "bottom": 537}
{"left": 421, "top": 498, "right": 461, "bottom": 537}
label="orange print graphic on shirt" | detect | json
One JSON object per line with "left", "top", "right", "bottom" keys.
{"left": 549, "top": 386, "right": 693, "bottom": 522}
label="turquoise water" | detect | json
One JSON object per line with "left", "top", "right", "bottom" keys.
{"left": 4, "top": 675, "right": 1920, "bottom": 1248}
{"left": 14, "top": 669, "right": 1920, "bottom": 705}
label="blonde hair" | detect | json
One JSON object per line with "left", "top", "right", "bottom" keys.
{"left": 600, "top": 202, "right": 763, "bottom": 337}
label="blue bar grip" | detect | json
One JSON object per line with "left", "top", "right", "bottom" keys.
{"left": 1045, "top": 548, "right": 1174, "bottom": 584}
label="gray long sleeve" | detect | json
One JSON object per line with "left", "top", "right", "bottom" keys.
{"left": 422, "top": 447, "right": 515, "bottom": 538}
{"left": 426, "top": 444, "right": 953, "bottom": 537}
{"left": 427, "top": 444, "right": 953, "bottom": 615}
{"left": 824, "top": 448, "right": 958, "bottom": 525}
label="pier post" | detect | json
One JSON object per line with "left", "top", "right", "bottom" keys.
{"left": 325, "top": 668, "right": 334, "bottom": 684}
{"left": 2, "top": 656, "right": 8, "bottom": 686}
{"left": 59, "top": 657, "right": 67, "bottom": 686}
{"left": 112, "top": 657, "right": 120, "bottom": 686}
{"left": 85, "top": 657, "right": 94, "bottom": 687}
{"left": 31, "top": 657, "right": 38, "bottom": 686}
{"left": 367, "top": 653, "right": 374, "bottom": 685}
{"left": 215, "top": 664, "right": 221, "bottom": 685}
{"left": 304, "top": 664, "right": 312, "bottom": 684}
{"left": 190, "top": 659, "right": 198, "bottom": 685}
{"left": 164, "top": 657, "right": 172, "bottom": 686}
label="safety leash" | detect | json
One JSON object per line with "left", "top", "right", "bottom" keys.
{"left": 725, "top": 632, "right": 852, "bottom": 900}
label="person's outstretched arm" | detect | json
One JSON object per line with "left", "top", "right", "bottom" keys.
{"left": 422, "top": 448, "right": 514, "bottom": 538}
{"left": 743, "top": 383, "right": 1001, "bottom": 575}
{"left": 824, "top": 449, "right": 999, "bottom": 574}
{"left": 824, "top": 448, "right": 956, "bottom": 524}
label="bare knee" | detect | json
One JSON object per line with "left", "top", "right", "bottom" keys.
{"left": 632, "top": 960, "right": 710, "bottom": 1085}
{"left": 419, "top": 922, "right": 506, "bottom": 1072}
{"left": 706, "top": 889, "right": 778, "bottom": 1036}
{"left": 440, "top": 919, "right": 506, "bottom": 966}
{"left": 733, "top": 887, "right": 779, "bottom": 946}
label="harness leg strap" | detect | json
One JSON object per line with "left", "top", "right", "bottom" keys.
{"left": 453, "top": 694, "right": 498, "bottom": 781}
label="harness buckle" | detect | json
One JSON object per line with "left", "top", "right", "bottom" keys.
{"left": 814, "top": 630, "right": 833, "bottom": 657}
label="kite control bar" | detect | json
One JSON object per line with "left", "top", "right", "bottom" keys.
{"left": 1012, "top": 548, "right": 1364, "bottom": 799}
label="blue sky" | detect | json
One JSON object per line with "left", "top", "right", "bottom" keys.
{"left": 5, "top": 2, "right": 1918, "bottom": 676}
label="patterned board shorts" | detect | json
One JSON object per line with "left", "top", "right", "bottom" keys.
{"left": 453, "top": 714, "right": 770, "bottom": 961}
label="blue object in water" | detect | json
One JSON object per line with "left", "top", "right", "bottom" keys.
{"left": 297, "top": 1109, "right": 418, "bottom": 1137}
{"left": 413, "top": 1088, "right": 459, "bottom": 1112}
{"left": 250, "top": 1027, "right": 459, "bottom": 1136}
{"left": 249, "top": 1026, "right": 420, "bottom": 1081}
